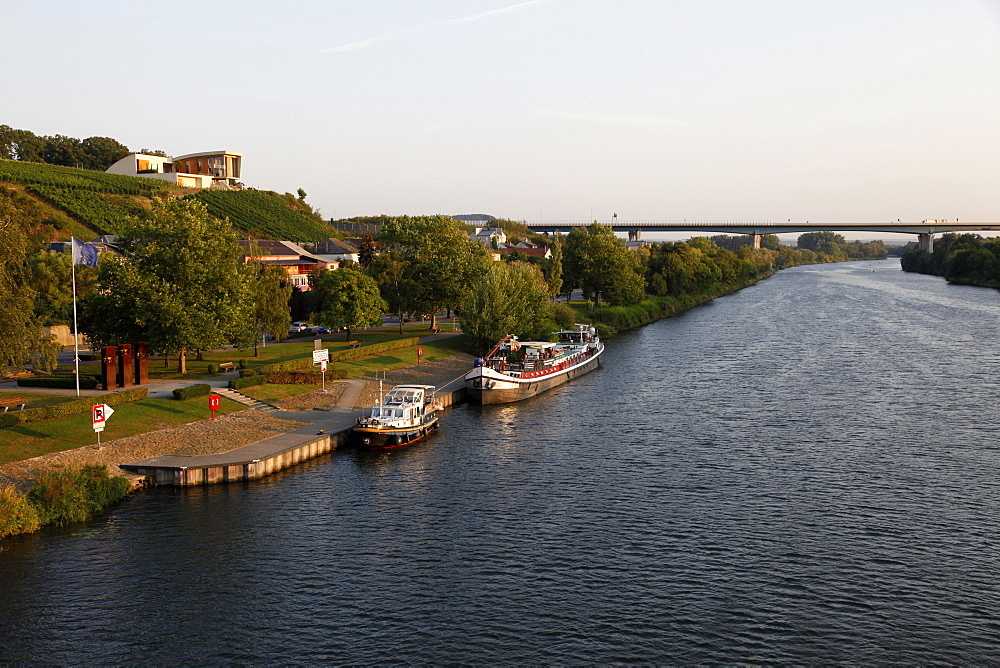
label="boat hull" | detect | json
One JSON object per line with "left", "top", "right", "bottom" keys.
{"left": 353, "top": 418, "right": 439, "bottom": 450}
{"left": 466, "top": 348, "right": 602, "bottom": 405}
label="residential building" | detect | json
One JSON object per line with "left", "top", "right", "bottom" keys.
{"left": 313, "top": 237, "right": 360, "bottom": 264}
{"left": 105, "top": 150, "right": 242, "bottom": 189}
{"left": 238, "top": 239, "right": 336, "bottom": 290}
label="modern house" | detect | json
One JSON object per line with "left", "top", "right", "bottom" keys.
{"left": 105, "top": 150, "right": 243, "bottom": 189}
{"left": 238, "top": 239, "right": 336, "bottom": 290}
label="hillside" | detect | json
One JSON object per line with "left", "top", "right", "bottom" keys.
{"left": 0, "top": 159, "right": 335, "bottom": 243}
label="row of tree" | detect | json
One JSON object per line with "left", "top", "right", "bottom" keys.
{"left": 901, "top": 233, "right": 1000, "bottom": 288}
{"left": 2, "top": 196, "right": 898, "bottom": 372}
{"left": 0, "top": 125, "right": 134, "bottom": 171}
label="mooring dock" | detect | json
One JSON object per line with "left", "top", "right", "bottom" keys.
{"left": 120, "top": 381, "right": 467, "bottom": 486}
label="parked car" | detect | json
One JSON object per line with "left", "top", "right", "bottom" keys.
{"left": 289, "top": 322, "right": 313, "bottom": 335}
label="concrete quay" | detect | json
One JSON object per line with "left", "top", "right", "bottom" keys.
{"left": 121, "top": 379, "right": 468, "bottom": 487}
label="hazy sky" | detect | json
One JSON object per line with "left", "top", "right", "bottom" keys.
{"left": 4, "top": 0, "right": 1000, "bottom": 226}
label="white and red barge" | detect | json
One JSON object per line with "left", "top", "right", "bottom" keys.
{"left": 464, "top": 325, "right": 603, "bottom": 405}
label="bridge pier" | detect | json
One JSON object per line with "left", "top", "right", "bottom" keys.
{"left": 628, "top": 229, "right": 641, "bottom": 242}
{"left": 918, "top": 233, "right": 935, "bottom": 253}
{"left": 751, "top": 234, "right": 762, "bottom": 249}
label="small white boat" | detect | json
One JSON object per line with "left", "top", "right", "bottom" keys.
{"left": 353, "top": 384, "right": 442, "bottom": 449}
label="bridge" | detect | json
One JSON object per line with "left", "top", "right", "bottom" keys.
{"left": 524, "top": 219, "right": 1000, "bottom": 253}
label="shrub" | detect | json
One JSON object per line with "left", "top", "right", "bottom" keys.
{"left": 18, "top": 375, "right": 99, "bottom": 389}
{"left": 256, "top": 358, "right": 313, "bottom": 374}
{"left": 27, "top": 464, "right": 129, "bottom": 526}
{"left": 206, "top": 364, "right": 217, "bottom": 374}
{"left": 0, "top": 486, "right": 41, "bottom": 538}
{"left": 264, "top": 369, "right": 349, "bottom": 384}
{"left": 172, "top": 384, "right": 212, "bottom": 400}
{"left": 328, "top": 337, "right": 419, "bottom": 362}
{"left": 238, "top": 369, "right": 258, "bottom": 377}
{"left": 238, "top": 359, "right": 247, "bottom": 370}
{"left": 229, "top": 374, "right": 266, "bottom": 390}
{"left": 549, "top": 302, "right": 577, "bottom": 329}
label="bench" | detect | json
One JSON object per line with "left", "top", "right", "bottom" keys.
{"left": 0, "top": 398, "right": 26, "bottom": 412}
{"left": 218, "top": 362, "right": 236, "bottom": 372}
{"left": 431, "top": 327, "right": 441, "bottom": 334}
{"left": 348, "top": 341, "right": 361, "bottom": 349}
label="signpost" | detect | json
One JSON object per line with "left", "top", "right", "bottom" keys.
{"left": 92, "top": 403, "right": 114, "bottom": 449}
{"left": 313, "top": 349, "right": 330, "bottom": 391}
{"left": 417, "top": 347, "right": 423, "bottom": 365}
{"left": 209, "top": 393, "right": 220, "bottom": 420}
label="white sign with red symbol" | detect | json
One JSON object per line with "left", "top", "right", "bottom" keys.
{"left": 92, "top": 403, "right": 114, "bottom": 433}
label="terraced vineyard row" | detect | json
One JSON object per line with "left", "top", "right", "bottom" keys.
{"left": 27, "top": 187, "right": 134, "bottom": 234}
{"left": 189, "top": 190, "right": 332, "bottom": 242}
{"left": 0, "top": 158, "right": 170, "bottom": 195}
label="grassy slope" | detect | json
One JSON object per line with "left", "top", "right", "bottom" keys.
{"left": 0, "top": 158, "right": 334, "bottom": 242}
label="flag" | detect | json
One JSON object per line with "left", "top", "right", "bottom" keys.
{"left": 71, "top": 238, "right": 99, "bottom": 268}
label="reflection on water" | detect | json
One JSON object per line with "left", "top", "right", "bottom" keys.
{"left": 3, "top": 260, "right": 1000, "bottom": 663}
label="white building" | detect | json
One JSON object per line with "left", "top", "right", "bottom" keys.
{"left": 106, "top": 150, "right": 242, "bottom": 189}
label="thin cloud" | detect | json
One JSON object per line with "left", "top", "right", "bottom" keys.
{"left": 320, "top": 0, "right": 549, "bottom": 54}
{"left": 441, "top": 0, "right": 547, "bottom": 26}
{"left": 320, "top": 25, "right": 425, "bottom": 53}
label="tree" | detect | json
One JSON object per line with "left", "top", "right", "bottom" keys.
{"left": 235, "top": 264, "right": 292, "bottom": 357}
{"left": 0, "top": 125, "right": 44, "bottom": 162}
{"left": 377, "top": 216, "right": 490, "bottom": 329}
{"left": 544, "top": 234, "right": 564, "bottom": 298}
{"left": 357, "top": 233, "right": 379, "bottom": 269}
{"left": 563, "top": 222, "right": 644, "bottom": 306}
{"left": 82, "top": 198, "right": 256, "bottom": 373}
{"left": 297, "top": 188, "right": 307, "bottom": 200}
{"left": 139, "top": 148, "right": 168, "bottom": 157}
{"left": 311, "top": 267, "right": 387, "bottom": 342}
{"left": 40, "top": 134, "right": 85, "bottom": 167}
{"left": 0, "top": 189, "right": 42, "bottom": 367}
{"left": 460, "top": 261, "right": 553, "bottom": 352}
{"left": 367, "top": 249, "right": 419, "bottom": 334}
{"left": 80, "top": 136, "right": 130, "bottom": 171}
{"left": 28, "top": 249, "right": 96, "bottom": 326}
{"left": 797, "top": 231, "right": 844, "bottom": 252}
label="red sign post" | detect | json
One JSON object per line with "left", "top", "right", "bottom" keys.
{"left": 209, "top": 393, "right": 220, "bottom": 420}
{"left": 417, "top": 347, "right": 423, "bottom": 365}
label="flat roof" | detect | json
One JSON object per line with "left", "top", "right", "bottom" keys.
{"left": 173, "top": 150, "right": 242, "bottom": 160}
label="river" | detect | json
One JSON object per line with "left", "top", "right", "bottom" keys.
{"left": 3, "top": 259, "right": 1000, "bottom": 663}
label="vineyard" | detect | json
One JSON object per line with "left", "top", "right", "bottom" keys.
{"left": 0, "top": 158, "right": 170, "bottom": 196}
{"left": 1, "top": 159, "right": 335, "bottom": 242}
{"left": 189, "top": 190, "right": 333, "bottom": 242}
{"left": 26, "top": 186, "right": 135, "bottom": 235}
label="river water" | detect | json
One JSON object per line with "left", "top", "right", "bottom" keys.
{"left": 3, "top": 259, "right": 1000, "bottom": 663}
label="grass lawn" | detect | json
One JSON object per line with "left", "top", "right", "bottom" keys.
{"left": 0, "top": 390, "right": 83, "bottom": 410}
{"left": 64, "top": 326, "right": 456, "bottom": 382}
{"left": 0, "top": 395, "right": 244, "bottom": 464}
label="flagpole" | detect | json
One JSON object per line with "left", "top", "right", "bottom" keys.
{"left": 71, "top": 238, "right": 80, "bottom": 397}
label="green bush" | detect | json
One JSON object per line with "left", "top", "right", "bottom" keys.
{"left": 0, "top": 486, "right": 41, "bottom": 538}
{"left": 0, "top": 387, "right": 147, "bottom": 427}
{"left": 172, "top": 384, "right": 212, "bottom": 400}
{"left": 238, "top": 369, "right": 258, "bottom": 377}
{"left": 264, "top": 369, "right": 349, "bottom": 384}
{"left": 329, "top": 337, "right": 419, "bottom": 362}
{"left": 206, "top": 364, "right": 217, "bottom": 374}
{"left": 238, "top": 359, "right": 247, "bottom": 370}
{"left": 255, "top": 358, "right": 313, "bottom": 374}
{"left": 229, "top": 374, "right": 266, "bottom": 390}
{"left": 18, "top": 375, "right": 99, "bottom": 389}
{"left": 27, "top": 464, "right": 129, "bottom": 527}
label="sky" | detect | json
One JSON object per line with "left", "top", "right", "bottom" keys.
{"left": 4, "top": 0, "right": 1000, "bottom": 235}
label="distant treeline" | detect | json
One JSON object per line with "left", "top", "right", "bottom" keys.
{"left": 0, "top": 124, "right": 142, "bottom": 171}
{"left": 901, "top": 233, "right": 1000, "bottom": 289}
